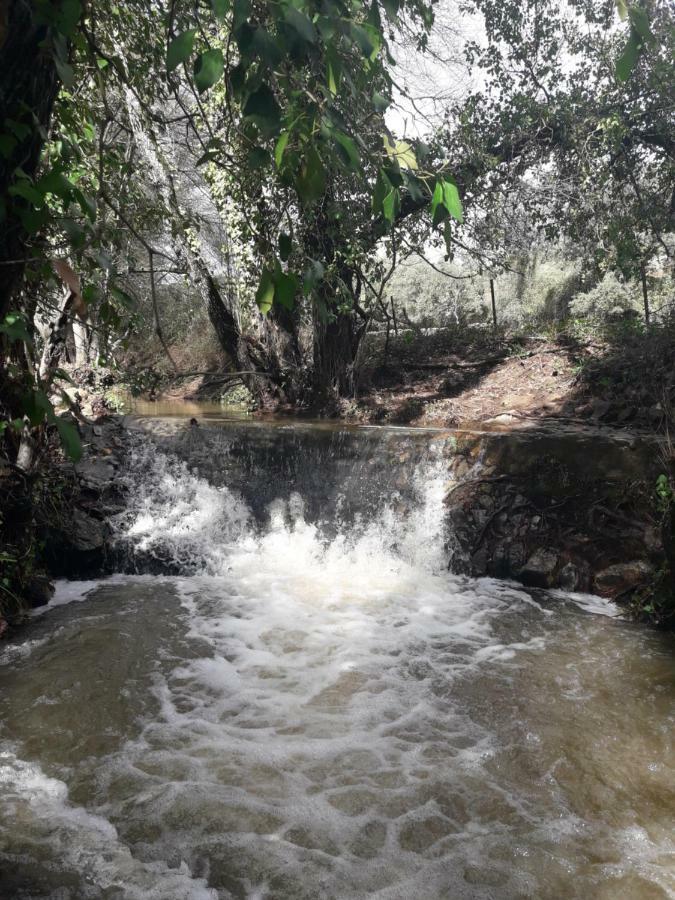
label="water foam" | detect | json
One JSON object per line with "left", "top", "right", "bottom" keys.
{"left": 114, "top": 441, "right": 451, "bottom": 578}
{"left": 0, "top": 748, "right": 217, "bottom": 899}
{"left": 2, "top": 431, "right": 670, "bottom": 899}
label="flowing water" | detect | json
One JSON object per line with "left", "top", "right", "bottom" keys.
{"left": 1, "top": 416, "right": 674, "bottom": 899}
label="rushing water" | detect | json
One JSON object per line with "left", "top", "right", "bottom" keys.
{"left": 1, "top": 417, "right": 674, "bottom": 899}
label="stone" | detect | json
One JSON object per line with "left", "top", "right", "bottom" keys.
{"left": 70, "top": 509, "right": 107, "bottom": 551}
{"left": 24, "top": 574, "right": 54, "bottom": 608}
{"left": 558, "top": 562, "right": 580, "bottom": 592}
{"left": 594, "top": 561, "right": 654, "bottom": 598}
{"left": 75, "top": 457, "right": 115, "bottom": 488}
{"left": 519, "top": 548, "right": 560, "bottom": 588}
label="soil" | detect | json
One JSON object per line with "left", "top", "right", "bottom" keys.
{"left": 345, "top": 324, "right": 672, "bottom": 432}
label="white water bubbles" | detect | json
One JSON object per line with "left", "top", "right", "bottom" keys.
{"left": 113, "top": 444, "right": 251, "bottom": 574}
{"left": 112, "top": 434, "right": 454, "bottom": 580}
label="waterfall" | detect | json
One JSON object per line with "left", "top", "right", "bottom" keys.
{"left": 112, "top": 425, "right": 454, "bottom": 577}
{"left": 2, "top": 420, "right": 671, "bottom": 900}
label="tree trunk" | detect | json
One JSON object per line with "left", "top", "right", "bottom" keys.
{"left": 312, "top": 307, "right": 359, "bottom": 404}
{"left": 0, "top": 1, "right": 60, "bottom": 320}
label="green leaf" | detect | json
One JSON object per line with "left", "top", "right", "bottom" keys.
{"left": 430, "top": 180, "right": 443, "bottom": 216}
{"left": 167, "top": 29, "right": 196, "bottom": 73}
{"left": 110, "top": 286, "right": 136, "bottom": 309}
{"left": 316, "top": 16, "right": 336, "bottom": 40}
{"left": 55, "top": 417, "right": 82, "bottom": 462}
{"left": 233, "top": 0, "right": 251, "bottom": 30}
{"left": 251, "top": 28, "right": 283, "bottom": 67}
{"left": 36, "top": 169, "right": 73, "bottom": 199}
{"left": 442, "top": 180, "right": 463, "bottom": 222}
{"left": 210, "top": 0, "right": 230, "bottom": 20}
{"left": 54, "top": 0, "right": 81, "bottom": 36}
{"left": 273, "top": 268, "right": 298, "bottom": 310}
{"left": 275, "top": 131, "right": 290, "bottom": 168}
{"left": 9, "top": 180, "right": 43, "bottom": 206}
{"left": 62, "top": 216, "right": 88, "bottom": 248}
{"left": 403, "top": 172, "right": 425, "bottom": 204}
{"left": 54, "top": 368, "right": 76, "bottom": 385}
{"left": 382, "top": 187, "right": 399, "bottom": 224}
{"left": 616, "top": 28, "right": 640, "bottom": 81}
{"left": 381, "top": 0, "right": 400, "bottom": 20}
{"left": 73, "top": 188, "right": 97, "bottom": 222}
{"left": 296, "top": 146, "right": 326, "bottom": 202}
{"left": 18, "top": 205, "right": 49, "bottom": 235}
{"left": 384, "top": 136, "right": 418, "bottom": 170}
{"left": 279, "top": 232, "right": 292, "bottom": 261}
{"left": 196, "top": 149, "right": 220, "bottom": 166}
{"left": 194, "top": 49, "right": 224, "bottom": 93}
{"left": 23, "top": 389, "right": 53, "bottom": 427}
{"left": 616, "top": 0, "right": 628, "bottom": 19}
{"left": 373, "top": 91, "right": 389, "bottom": 112}
{"left": 350, "top": 23, "right": 380, "bottom": 60}
{"left": 372, "top": 168, "right": 391, "bottom": 215}
{"left": 333, "top": 132, "right": 360, "bottom": 170}
{"left": 82, "top": 284, "right": 103, "bottom": 305}
{"left": 256, "top": 269, "right": 275, "bottom": 315}
{"left": 243, "top": 84, "right": 281, "bottom": 135}
{"left": 326, "top": 48, "right": 341, "bottom": 95}
{"left": 0, "top": 312, "right": 32, "bottom": 344}
{"left": 628, "top": 5, "right": 655, "bottom": 44}
{"left": 284, "top": 7, "right": 316, "bottom": 43}
{"left": 0, "top": 134, "right": 17, "bottom": 158}
{"left": 6, "top": 119, "right": 31, "bottom": 141}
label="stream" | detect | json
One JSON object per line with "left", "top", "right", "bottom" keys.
{"left": 0, "top": 413, "right": 674, "bottom": 898}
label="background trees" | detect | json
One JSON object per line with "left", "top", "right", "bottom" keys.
{"left": 0, "top": 0, "right": 673, "bottom": 465}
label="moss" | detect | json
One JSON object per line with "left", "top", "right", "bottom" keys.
{"left": 103, "top": 386, "right": 131, "bottom": 412}
{"left": 220, "top": 382, "right": 257, "bottom": 410}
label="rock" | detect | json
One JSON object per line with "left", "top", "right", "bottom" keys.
{"left": 558, "top": 562, "right": 580, "bottom": 592}
{"left": 24, "top": 574, "right": 54, "bottom": 608}
{"left": 71, "top": 509, "right": 107, "bottom": 551}
{"left": 519, "top": 548, "right": 560, "bottom": 588}
{"left": 75, "top": 457, "right": 115, "bottom": 488}
{"left": 471, "top": 547, "right": 488, "bottom": 573}
{"left": 594, "top": 561, "right": 654, "bottom": 598}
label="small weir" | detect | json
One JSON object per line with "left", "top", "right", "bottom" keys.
{"left": 1, "top": 412, "right": 673, "bottom": 898}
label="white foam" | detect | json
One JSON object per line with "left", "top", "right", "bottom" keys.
{"left": 2, "top": 440, "right": 669, "bottom": 898}
{"left": 0, "top": 748, "right": 218, "bottom": 899}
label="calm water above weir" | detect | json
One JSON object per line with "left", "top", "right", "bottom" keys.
{"left": 1, "top": 413, "right": 674, "bottom": 899}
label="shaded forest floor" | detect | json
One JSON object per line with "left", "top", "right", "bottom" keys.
{"left": 346, "top": 321, "right": 673, "bottom": 433}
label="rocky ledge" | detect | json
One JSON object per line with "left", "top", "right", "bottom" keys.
{"left": 444, "top": 423, "right": 664, "bottom": 603}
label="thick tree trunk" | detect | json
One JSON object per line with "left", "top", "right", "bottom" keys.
{"left": 0, "top": 1, "right": 60, "bottom": 320}
{"left": 312, "top": 308, "right": 359, "bottom": 404}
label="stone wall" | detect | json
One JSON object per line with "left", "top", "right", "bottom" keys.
{"left": 444, "top": 424, "right": 663, "bottom": 599}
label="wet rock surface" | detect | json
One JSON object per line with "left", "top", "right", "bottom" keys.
{"left": 42, "top": 412, "right": 665, "bottom": 606}
{"left": 41, "top": 417, "right": 128, "bottom": 577}
{"left": 445, "top": 425, "right": 662, "bottom": 600}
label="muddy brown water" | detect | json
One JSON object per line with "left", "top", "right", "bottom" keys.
{"left": 1, "top": 410, "right": 673, "bottom": 898}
